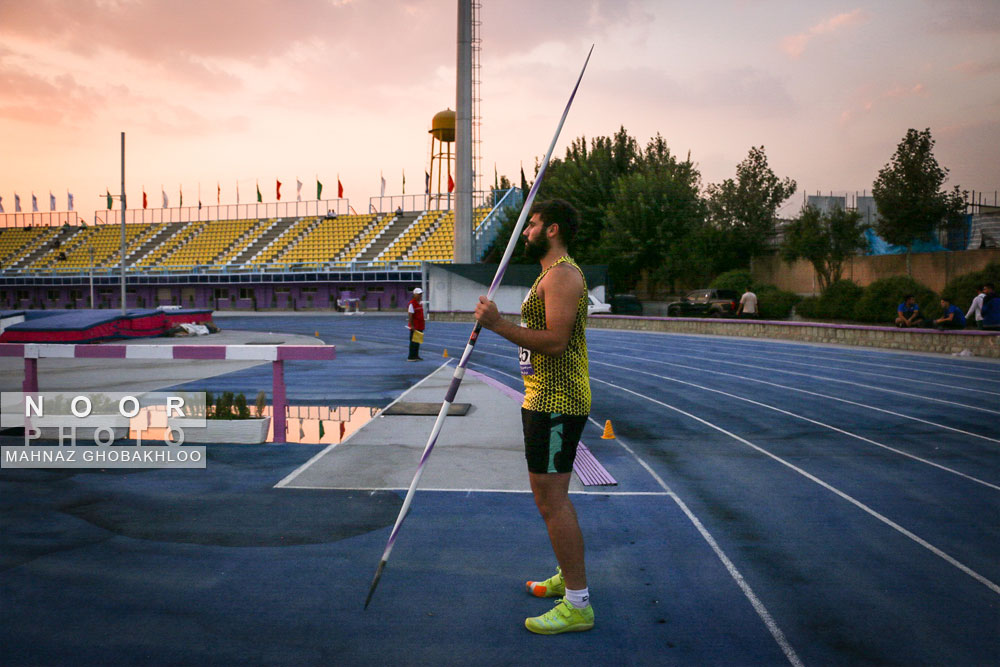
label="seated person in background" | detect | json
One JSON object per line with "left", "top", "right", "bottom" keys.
{"left": 933, "top": 297, "right": 966, "bottom": 330}
{"left": 981, "top": 283, "right": 1000, "bottom": 331}
{"left": 895, "top": 295, "right": 924, "bottom": 327}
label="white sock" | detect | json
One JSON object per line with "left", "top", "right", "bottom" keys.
{"left": 564, "top": 587, "right": 590, "bottom": 609}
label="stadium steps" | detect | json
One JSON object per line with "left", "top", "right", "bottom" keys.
{"left": 377, "top": 211, "right": 441, "bottom": 262}
{"left": 354, "top": 212, "right": 416, "bottom": 265}
{"left": 402, "top": 212, "right": 447, "bottom": 261}
{"left": 16, "top": 226, "right": 85, "bottom": 271}
{"left": 230, "top": 218, "right": 287, "bottom": 268}
{"left": 136, "top": 220, "right": 208, "bottom": 268}
{"left": 217, "top": 218, "right": 278, "bottom": 268}
{"left": 126, "top": 221, "right": 186, "bottom": 267}
{"left": 0, "top": 227, "right": 60, "bottom": 270}
{"left": 335, "top": 214, "right": 385, "bottom": 263}
{"left": 122, "top": 222, "right": 172, "bottom": 266}
{"left": 269, "top": 217, "right": 322, "bottom": 266}
{"left": 241, "top": 217, "right": 302, "bottom": 267}
{"left": 247, "top": 217, "right": 318, "bottom": 268}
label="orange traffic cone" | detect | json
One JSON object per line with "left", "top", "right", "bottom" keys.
{"left": 315, "top": 331, "right": 319, "bottom": 337}
{"left": 442, "top": 348, "right": 449, "bottom": 358}
{"left": 601, "top": 420, "right": 616, "bottom": 439}
{"left": 351, "top": 335, "right": 356, "bottom": 342}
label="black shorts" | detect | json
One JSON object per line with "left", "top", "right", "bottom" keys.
{"left": 521, "top": 408, "right": 588, "bottom": 474}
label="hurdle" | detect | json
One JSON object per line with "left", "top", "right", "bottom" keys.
{"left": 0, "top": 343, "right": 335, "bottom": 443}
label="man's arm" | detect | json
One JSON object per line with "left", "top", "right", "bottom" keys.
{"left": 475, "top": 264, "right": 583, "bottom": 357}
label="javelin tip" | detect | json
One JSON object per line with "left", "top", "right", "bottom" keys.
{"left": 363, "top": 560, "right": 388, "bottom": 610}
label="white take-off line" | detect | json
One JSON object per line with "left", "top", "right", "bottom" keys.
{"left": 592, "top": 358, "right": 1000, "bottom": 492}
{"left": 618, "top": 337, "right": 1000, "bottom": 397}
{"left": 275, "top": 359, "right": 454, "bottom": 489}
{"left": 589, "top": 375, "right": 1000, "bottom": 597}
{"left": 466, "top": 361, "right": 804, "bottom": 667}
{"left": 593, "top": 349, "right": 1000, "bottom": 445}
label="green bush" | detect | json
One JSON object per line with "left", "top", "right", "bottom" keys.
{"left": 853, "top": 276, "right": 939, "bottom": 323}
{"left": 710, "top": 269, "right": 753, "bottom": 292}
{"left": 795, "top": 296, "right": 822, "bottom": 319}
{"left": 940, "top": 261, "right": 1000, "bottom": 309}
{"left": 234, "top": 393, "right": 250, "bottom": 420}
{"left": 755, "top": 285, "right": 801, "bottom": 320}
{"left": 819, "top": 280, "right": 863, "bottom": 319}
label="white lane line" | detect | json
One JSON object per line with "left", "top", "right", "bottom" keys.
{"left": 590, "top": 344, "right": 993, "bottom": 414}
{"left": 466, "top": 360, "right": 804, "bottom": 667}
{"left": 275, "top": 484, "right": 667, "bottom": 495}
{"left": 592, "top": 359, "right": 1000, "bottom": 492}
{"left": 274, "top": 359, "right": 454, "bottom": 489}
{"left": 593, "top": 349, "right": 1000, "bottom": 444}
{"left": 615, "top": 338, "right": 1000, "bottom": 397}
{"left": 590, "top": 375, "right": 1000, "bottom": 597}
{"left": 589, "top": 330, "right": 1000, "bottom": 382}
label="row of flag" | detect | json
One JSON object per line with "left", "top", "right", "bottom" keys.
{"left": 0, "top": 192, "right": 75, "bottom": 214}
{"left": 3, "top": 168, "right": 470, "bottom": 215}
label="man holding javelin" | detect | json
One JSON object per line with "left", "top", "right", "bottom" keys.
{"left": 475, "top": 199, "right": 594, "bottom": 635}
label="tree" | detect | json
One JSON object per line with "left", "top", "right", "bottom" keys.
{"left": 598, "top": 135, "right": 706, "bottom": 293}
{"left": 780, "top": 204, "right": 869, "bottom": 292}
{"left": 706, "top": 146, "right": 797, "bottom": 263}
{"left": 872, "top": 128, "right": 966, "bottom": 257}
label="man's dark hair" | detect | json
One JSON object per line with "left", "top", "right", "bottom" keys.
{"left": 941, "top": 296, "right": 951, "bottom": 304}
{"left": 530, "top": 199, "right": 580, "bottom": 247}
{"left": 985, "top": 283, "right": 996, "bottom": 291}
{"left": 902, "top": 294, "right": 913, "bottom": 300}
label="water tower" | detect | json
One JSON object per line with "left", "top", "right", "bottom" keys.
{"left": 428, "top": 108, "right": 456, "bottom": 210}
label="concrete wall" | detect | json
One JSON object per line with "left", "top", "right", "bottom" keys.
{"left": 430, "top": 312, "right": 1000, "bottom": 358}
{"left": 424, "top": 264, "right": 607, "bottom": 315}
{"left": 753, "top": 248, "right": 1000, "bottom": 295}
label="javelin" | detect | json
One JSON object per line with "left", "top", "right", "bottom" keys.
{"left": 363, "top": 44, "right": 594, "bottom": 610}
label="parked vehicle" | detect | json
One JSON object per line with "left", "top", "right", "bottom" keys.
{"left": 610, "top": 294, "right": 643, "bottom": 315}
{"left": 666, "top": 289, "right": 739, "bottom": 317}
{"left": 587, "top": 294, "right": 612, "bottom": 315}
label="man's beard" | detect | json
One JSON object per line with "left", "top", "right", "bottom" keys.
{"left": 524, "top": 233, "right": 550, "bottom": 262}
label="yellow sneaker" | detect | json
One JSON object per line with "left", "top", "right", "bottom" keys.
{"left": 525, "top": 598, "right": 594, "bottom": 635}
{"left": 526, "top": 567, "right": 564, "bottom": 598}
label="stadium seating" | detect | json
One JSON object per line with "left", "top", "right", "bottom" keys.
{"left": 0, "top": 226, "right": 60, "bottom": 269}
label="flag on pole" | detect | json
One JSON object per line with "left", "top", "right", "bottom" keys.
{"left": 106, "top": 190, "right": 111, "bottom": 210}
{"left": 68, "top": 191, "right": 74, "bottom": 211}
{"left": 296, "top": 178, "right": 303, "bottom": 201}
{"left": 276, "top": 180, "right": 282, "bottom": 201}
{"left": 520, "top": 164, "right": 528, "bottom": 193}
{"left": 217, "top": 183, "right": 221, "bottom": 205}
{"left": 447, "top": 174, "right": 455, "bottom": 193}
{"left": 162, "top": 187, "right": 169, "bottom": 208}
{"left": 257, "top": 182, "right": 262, "bottom": 203}
{"left": 32, "top": 193, "right": 38, "bottom": 212}
{"left": 402, "top": 169, "right": 406, "bottom": 195}
{"left": 424, "top": 170, "right": 430, "bottom": 194}
{"left": 142, "top": 190, "right": 147, "bottom": 209}
{"left": 50, "top": 192, "right": 56, "bottom": 211}
{"left": 0, "top": 196, "right": 4, "bottom": 214}
{"left": 180, "top": 185, "right": 183, "bottom": 207}
{"left": 337, "top": 177, "right": 344, "bottom": 199}
{"left": 317, "top": 178, "right": 323, "bottom": 199}
{"left": 380, "top": 172, "right": 386, "bottom": 197}
{"left": 494, "top": 163, "right": 499, "bottom": 190}
{"left": 236, "top": 181, "right": 240, "bottom": 204}
{"left": 15, "top": 193, "right": 21, "bottom": 212}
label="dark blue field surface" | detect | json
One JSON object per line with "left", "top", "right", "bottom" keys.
{"left": 2, "top": 313, "right": 997, "bottom": 666}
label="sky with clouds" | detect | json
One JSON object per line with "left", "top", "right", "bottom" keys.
{"left": 1, "top": 0, "right": 998, "bottom": 219}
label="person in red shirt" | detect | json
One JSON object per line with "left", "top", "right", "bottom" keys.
{"left": 407, "top": 287, "right": 425, "bottom": 361}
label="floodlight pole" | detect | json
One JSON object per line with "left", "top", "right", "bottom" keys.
{"left": 89, "top": 245, "right": 95, "bottom": 308}
{"left": 120, "top": 131, "right": 127, "bottom": 315}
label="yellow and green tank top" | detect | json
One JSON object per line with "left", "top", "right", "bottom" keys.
{"left": 518, "top": 256, "right": 591, "bottom": 416}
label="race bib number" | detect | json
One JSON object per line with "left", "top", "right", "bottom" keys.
{"left": 517, "top": 321, "right": 534, "bottom": 375}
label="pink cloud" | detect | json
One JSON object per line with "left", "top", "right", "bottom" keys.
{"left": 781, "top": 8, "right": 868, "bottom": 59}
{"left": 952, "top": 60, "right": 1000, "bottom": 77}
